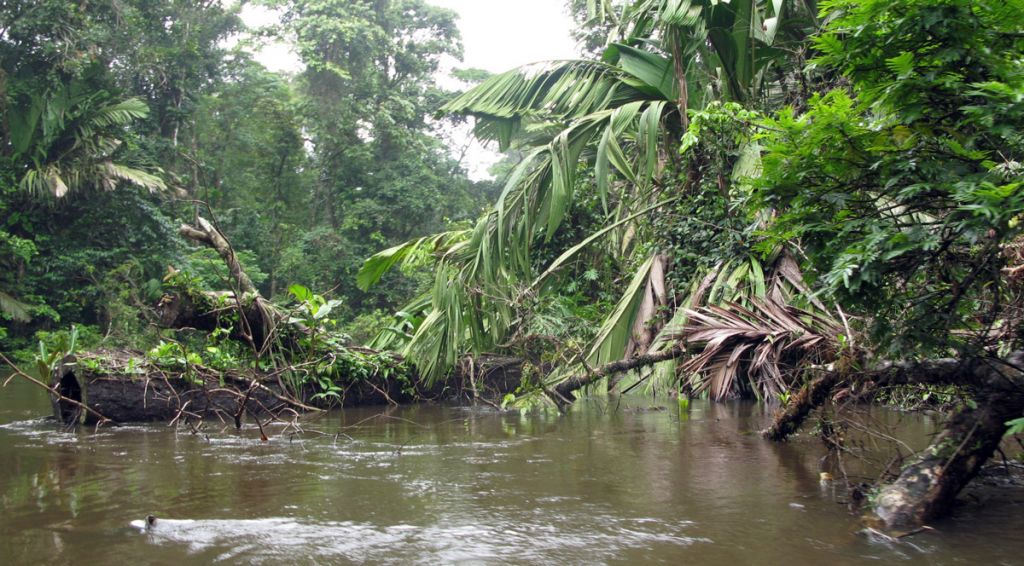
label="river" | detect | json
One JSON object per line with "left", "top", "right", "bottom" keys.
{"left": 1, "top": 373, "right": 1023, "bottom": 564}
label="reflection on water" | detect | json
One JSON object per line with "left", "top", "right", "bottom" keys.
{"left": 1, "top": 375, "right": 1023, "bottom": 565}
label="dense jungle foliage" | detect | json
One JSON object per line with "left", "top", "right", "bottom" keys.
{"left": 0, "top": 0, "right": 500, "bottom": 356}
{"left": 362, "top": 0, "right": 1024, "bottom": 408}
{"left": 3, "top": 0, "right": 1024, "bottom": 416}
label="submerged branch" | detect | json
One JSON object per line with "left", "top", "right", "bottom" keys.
{"left": 763, "top": 368, "right": 843, "bottom": 441}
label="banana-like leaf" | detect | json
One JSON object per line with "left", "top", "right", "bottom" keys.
{"left": 624, "top": 253, "right": 667, "bottom": 358}
{"left": 8, "top": 95, "right": 44, "bottom": 156}
{"left": 608, "top": 43, "right": 678, "bottom": 101}
{"left": 547, "top": 118, "right": 604, "bottom": 237}
{"left": 638, "top": 100, "right": 668, "bottom": 181}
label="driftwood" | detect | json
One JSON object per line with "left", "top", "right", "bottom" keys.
{"left": 179, "top": 217, "right": 259, "bottom": 296}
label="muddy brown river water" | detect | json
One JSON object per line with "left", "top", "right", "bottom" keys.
{"left": 1, "top": 374, "right": 1023, "bottom": 564}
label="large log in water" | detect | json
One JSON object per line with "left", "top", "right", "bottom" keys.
{"left": 33, "top": 216, "right": 521, "bottom": 425}
{"left": 48, "top": 352, "right": 431, "bottom": 426}
{"left": 755, "top": 351, "right": 1024, "bottom": 530}
{"left": 872, "top": 386, "right": 1024, "bottom": 530}
{"left": 48, "top": 351, "right": 526, "bottom": 425}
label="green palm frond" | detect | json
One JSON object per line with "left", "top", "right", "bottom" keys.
{"left": 99, "top": 162, "right": 167, "bottom": 192}
{"left": 87, "top": 98, "right": 149, "bottom": 128}
{"left": 13, "top": 82, "right": 160, "bottom": 198}
{"left": 356, "top": 229, "right": 471, "bottom": 291}
{"left": 0, "top": 292, "right": 33, "bottom": 322}
{"left": 442, "top": 60, "right": 636, "bottom": 149}
{"left": 588, "top": 254, "right": 658, "bottom": 368}
{"left": 362, "top": 1, "right": 819, "bottom": 386}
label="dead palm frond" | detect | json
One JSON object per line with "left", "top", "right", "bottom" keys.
{"left": 678, "top": 297, "right": 839, "bottom": 400}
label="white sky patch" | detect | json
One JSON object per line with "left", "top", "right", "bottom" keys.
{"left": 428, "top": 0, "right": 579, "bottom": 180}
{"left": 239, "top": 1, "right": 579, "bottom": 181}
{"left": 239, "top": 5, "right": 300, "bottom": 73}
{"left": 427, "top": 0, "right": 578, "bottom": 73}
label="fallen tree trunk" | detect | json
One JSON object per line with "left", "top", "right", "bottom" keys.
{"left": 872, "top": 384, "right": 1024, "bottom": 531}
{"left": 870, "top": 353, "right": 1024, "bottom": 531}
{"left": 763, "top": 355, "right": 1008, "bottom": 441}
{"left": 167, "top": 216, "right": 283, "bottom": 351}
{"left": 552, "top": 345, "right": 688, "bottom": 404}
{"left": 50, "top": 353, "right": 286, "bottom": 426}
{"left": 179, "top": 217, "right": 260, "bottom": 296}
{"left": 757, "top": 351, "right": 1024, "bottom": 530}
{"left": 763, "top": 369, "right": 843, "bottom": 441}
{"left": 47, "top": 350, "right": 443, "bottom": 426}
{"left": 156, "top": 290, "right": 276, "bottom": 349}
{"left": 47, "top": 350, "right": 527, "bottom": 425}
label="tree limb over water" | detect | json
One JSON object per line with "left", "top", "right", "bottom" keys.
{"left": 762, "top": 351, "right": 1024, "bottom": 531}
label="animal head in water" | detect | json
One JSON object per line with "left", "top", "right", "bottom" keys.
{"left": 129, "top": 515, "right": 159, "bottom": 531}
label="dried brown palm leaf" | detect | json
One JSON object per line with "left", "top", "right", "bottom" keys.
{"left": 677, "top": 297, "right": 840, "bottom": 400}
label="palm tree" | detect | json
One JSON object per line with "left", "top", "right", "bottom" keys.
{"left": 1, "top": 65, "right": 165, "bottom": 326}
{"left": 360, "top": 0, "right": 824, "bottom": 396}
{"left": 7, "top": 67, "right": 165, "bottom": 198}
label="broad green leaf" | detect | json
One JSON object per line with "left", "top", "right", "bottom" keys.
{"left": 588, "top": 254, "right": 656, "bottom": 366}
{"left": 288, "top": 284, "right": 313, "bottom": 303}
{"left": 611, "top": 43, "right": 679, "bottom": 101}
